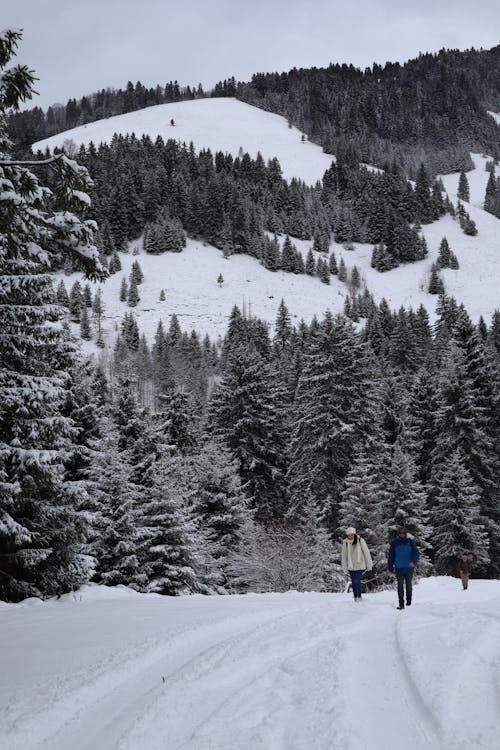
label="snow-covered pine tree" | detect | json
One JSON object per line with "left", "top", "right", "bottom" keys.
{"left": 451, "top": 312, "right": 500, "bottom": 574}
{"left": 457, "top": 170, "right": 470, "bottom": 202}
{"left": 119, "top": 276, "right": 128, "bottom": 301}
{"left": 428, "top": 263, "right": 445, "bottom": 295}
{"left": 317, "top": 256, "right": 330, "bottom": 284}
{"left": 69, "top": 280, "right": 83, "bottom": 320}
{"left": 405, "top": 367, "right": 438, "bottom": 487}
{"left": 80, "top": 304, "right": 91, "bottom": 339}
{"left": 281, "top": 235, "right": 296, "bottom": 272}
{"left": 274, "top": 299, "right": 293, "bottom": 352}
{"left": 120, "top": 312, "right": 140, "bottom": 351}
{"left": 168, "top": 312, "right": 182, "bottom": 346}
{"left": 56, "top": 280, "right": 69, "bottom": 306}
{"left": 92, "top": 289, "right": 104, "bottom": 343}
{"left": 338, "top": 257, "right": 347, "bottom": 281}
{"left": 108, "top": 250, "right": 122, "bottom": 274}
{"left": 415, "top": 163, "right": 435, "bottom": 223}
{"left": 83, "top": 283, "right": 92, "bottom": 307}
{"left": 134, "top": 455, "right": 207, "bottom": 594}
{"left": 430, "top": 450, "right": 490, "bottom": 574}
{"left": 127, "top": 275, "right": 139, "bottom": 307}
{"left": 287, "top": 312, "right": 377, "bottom": 531}
{"left": 483, "top": 168, "right": 497, "bottom": 214}
{"left": 189, "top": 440, "right": 253, "bottom": 585}
{"left": 154, "top": 388, "right": 198, "bottom": 455}
{"left": 350, "top": 265, "right": 361, "bottom": 290}
{"left": 429, "top": 340, "right": 498, "bottom": 572}
{"left": 305, "top": 248, "right": 316, "bottom": 275}
{"left": 0, "top": 30, "right": 103, "bottom": 601}
{"left": 210, "top": 345, "right": 288, "bottom": 523}
{"left": 62, "top": 361, "right": 105, "bottom": 558}
{"left": 91, "top": 429, "right": 140, "bottom": 587}
{"left": 151, "top": 321, "right": 175, "bottom": 402}
{"left": 437, "top": 237, "right": 451, "bottom": 268}
{"left": 220, "top": 215, "right": 234, "bottom": 258}
{"left": 131, "top": 259, "right": 144, "bottom": 284}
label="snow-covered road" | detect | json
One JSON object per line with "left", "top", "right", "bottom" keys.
{"left": 1, "top": 578, "right": 499, "bottom": 750}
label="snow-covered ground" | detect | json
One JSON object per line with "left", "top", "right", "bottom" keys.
{"left": 33, "top": 98, "right": 333, "bottom": 185}
{"left": 60, "top": 236, "right": 353, "bottom": 346}
{"left": 1, "top": 577, "right": 499, "bottom": 750}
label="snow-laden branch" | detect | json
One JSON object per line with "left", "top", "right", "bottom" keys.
{"left": 0, "top": 153, "right": 64, "bottom": 168}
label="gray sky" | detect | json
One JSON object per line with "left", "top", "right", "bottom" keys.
{"left": 4, "top": 0, "right": 500, "bottom": 110}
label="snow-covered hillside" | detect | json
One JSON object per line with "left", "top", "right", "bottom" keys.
{"left": 61, "top": 152, "right": 500, "bottom": 348}
{"left": 43, "top": 97, "right": 500, "bottom": 344}
{"left": 33, "top": 98, "right": 334, "bottom": 185}
{"left": 1, "top": 577, "right": 499, "bottom": 750}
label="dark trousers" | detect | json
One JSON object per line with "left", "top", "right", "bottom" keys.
{"left": 349, "top": 569, "right": 365, "bottom": 598}
{"left": 396, "top": 569, "right": 413, "bottom": 605}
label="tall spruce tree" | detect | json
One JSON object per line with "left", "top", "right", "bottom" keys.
{"left": 0, "top": 30, "right": 103, "bottom": 601}
{"left": 430, "top": 450, "right": 490, "bottom": 574}
{"left": 287, "top": 312, "right": 377, "bottom": 531}
{"left": 457, "top": 170, "right": 470, "bottom": 202}
{"left": 134, "top": 455, "right": 207, "bottom": 594}
{"left": 210, "top": 346, "right": 287, "bottom": 523}
{"left": 190, "top": 440, "right": 253, "bottom": 585}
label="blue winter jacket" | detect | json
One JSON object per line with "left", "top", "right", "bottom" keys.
{"left": 387, "top": 536, "right": 419, "bottom": 572}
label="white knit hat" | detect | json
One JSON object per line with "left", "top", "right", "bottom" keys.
{"left": 345, "top": 527, "right": 356, "bottom": 535}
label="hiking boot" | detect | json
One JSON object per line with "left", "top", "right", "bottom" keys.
{"left": 397, "top": 605, "right": 404, "bottom": 610}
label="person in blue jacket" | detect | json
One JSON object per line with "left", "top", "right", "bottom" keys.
{"left": 388, "top": 526, "right": 419, "bottom": 610}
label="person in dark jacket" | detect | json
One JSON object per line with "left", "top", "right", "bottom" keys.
{"left": 387, "top": 526, "right": 419, "bottom": 609}
{"left": 457, "top": 553, "right": 472, "bottom": 590}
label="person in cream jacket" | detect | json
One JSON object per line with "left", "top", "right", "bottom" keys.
{"left": 341, "top": 527, "right": 373, "bottom": 600}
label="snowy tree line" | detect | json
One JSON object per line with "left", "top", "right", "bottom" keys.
{"left": 7, "top": 79, "right": 207, "bottom": 152}
{"left": 74, "top": 293, "right": 500, "bottom": 591}
{"left": 5, "top": 275, "right": 500, "bottom": 602}
{"left": 10, "top": 46, "right": 500, "bottom": 178}
{"left": 230, "top": 48, "right": 500, "bottom": 176}
{"left": 38, "top": 133, "right": 465, "bottom": 279}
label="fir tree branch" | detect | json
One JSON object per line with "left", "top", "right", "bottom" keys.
{"left": 0, "top": 154, "right": 63, "bottom": 168}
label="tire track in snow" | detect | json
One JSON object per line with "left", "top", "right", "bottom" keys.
{"left": 439, "top": 615, "right": 500, "bottom": 750}
{"left": 394, "top": 602, "right": 500, "bottom": 750}
{"left": 333, "top": 602, "right": 442, "bottom": 750}
{"left": 393, "top": 617, "right": 443, "bottom": 744}
{"left": 175, "top": 617, "right": 345, "bottom": 750}
{"left": 33, "top": 605, "right": 321, "bottom": 750}
{"left": 119, "top": 603, "right": 341, "bottom": 750}
{"left": 8, "top": 606, "right": 305, "bottom": 750}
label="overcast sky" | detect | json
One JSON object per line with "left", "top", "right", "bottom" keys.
{"left": 4, "top": 0, "right": 500, "bottom": 110}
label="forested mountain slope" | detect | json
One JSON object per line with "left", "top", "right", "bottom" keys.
{"left": 11, "top": 44, "right": 500, "bottom": 176}
{"left": 221, "top": 45, "right": 500, "bottom": 173}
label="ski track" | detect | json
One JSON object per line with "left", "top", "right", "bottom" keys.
{"left": 3, "top": 581, "right": 500, "bottom": 750}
